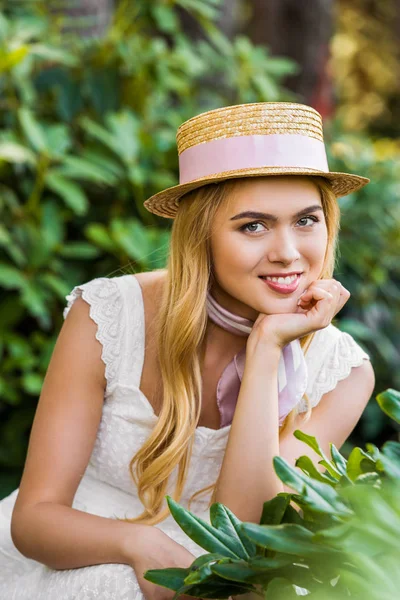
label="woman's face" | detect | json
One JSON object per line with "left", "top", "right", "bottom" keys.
{"left": 210, "top": 176, "right": 329, "bottom": 320}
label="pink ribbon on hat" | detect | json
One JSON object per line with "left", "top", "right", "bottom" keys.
{"left": 179, "top": 134, "right": 329, "bottom": 184}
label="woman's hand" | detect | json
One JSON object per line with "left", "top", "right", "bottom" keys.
{"left": 247, "top": 278, "right": 350, "bottom": 353}
{"left": 125, "top": 526, "right": 199, "bottom": 600}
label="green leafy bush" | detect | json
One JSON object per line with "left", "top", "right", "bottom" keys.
{"left": 145, "top": 389, "right": 400, "bottom": 599}
{"left": 0, "top": 0, "right": 297, "bottom": 496}
{"left": 326, "top": 129, "right": 400, "bottom": 443}
{"left": 1, "top": 0, "right": 399, "bottom": 500}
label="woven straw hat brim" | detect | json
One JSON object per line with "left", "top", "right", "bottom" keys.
{"left": 143, "top": 167, "right": 370, "bottom": 219}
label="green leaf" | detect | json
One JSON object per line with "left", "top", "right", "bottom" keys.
{"left": 330, "top": 444, "right": 347, "bottom": 473}
{"left": 42, "top": 124, "right": 72, "bottom": 157}
{"left": 105, "top": 110, "right": 139, "bottom": 164}
{"left": 366, "top": 443, "right": 381, "bottom": 462}
{"left": 0, "top": 45, "right": 29, "bottom": 72}
{"left": 0, "top": 142, "right": 36, "bottom": 164}
{"left": 209, "top": 503, "right": 256, "bottom": 558}
{"left": 79, "top": 148, "right": 125, "bottom": 180}
{"left": 381, "top": 441, "right": 400, "bottom": 466}
{"left": 317, "top": 459, "right": 341, "bottom": 480}
{"left": 260, "top": 494, "right": 291, "bottom": 525}
{"left": 330, "top": 444, "right": 350, "bottom": 479}
{"left": 30, "top": 43, "right": 78, "bottom": 66}
{"left": 242, "top": 522, "right": 340, "bottom": 556}
{"left": 0, "top": 264, "right": 26, "bottom": 289}
{"left": 173, "top": 580, "right": 253, "bottom": 599}
{"left": 166, "top": 496, "right": 246, "bottom": 559}
{"left": 211, "top": 556, "right": 294, "bottom": 584}
{"left": 281, "top": 504, "right": 305, "bottom": 525}
{"left": 376, "top": 389, "right": 400, "bottom": 424}
{"left": 80, "top": 116, "right": 119, "bottom": 154}
{"left": 210, "top": 560, "right": 262, "bottom": 584}
{"left": 110, "top": 218, "right": 151, "bottom": 262}
{"left": 18, "top": 108, "right": 47, "bottom": 153}
{"left": 46, "top": 172, "right": 89, "bottom": 215}
{"left": 293, "top": 430, "right": 330, "bottom": 463}
{"left": 59, "top": 156, "right": 116, "bottom": 185}
{"left": 346, "top": 447, "right": 377, "bottom": 481}
{"left": 354, "top": 472, "right": 380, "bottom": 485}
{"left": 40, "top": 201, "right": 65, "bottom": 250}
{"left": 265, "top": 577, "right": 300, "bottom": 599}
{"left": 20, "top": 280, "right": 51, "bottom": 328}
{"left": 264, "top": 57, "right": 299, "bottom": 77}
{"left": 184, "top": 561, "right": 215, "bottom": 585}
{"left": 39, "top": 273, "right": 71, "bottom": 299}
{"left": 0, "top": 224, "right": 11, "bottom": 246}
{"left": 185, "top": 552, "right": 229, "bottom": 585}
{"left": 85, "top": 223, "right": 117, "bottom": 253}
{"left": 339, "top": 485, "right": 400, "bottom": 544}
{"left": 151, "top": 4, "right": 180, "bottom": 33}
{"left": 378, "top": 444, "right": 400, "bottom": 479}
{"left": 295, "top": 456, "right": 338, "bottom": 486}
{"left": 143, "top": 567, "right": 189, "bottom": 591}
{"left": 57, "top": 242, "right": 99, "bottom": 260}
{"left": 21, "top": 372, "right": 43, "bottom": 395}
{"left": 273, "top": 456, "right": 352, "bottom": 517}
{"left": 188, "top": 553, "right": 226, "bottom": 571}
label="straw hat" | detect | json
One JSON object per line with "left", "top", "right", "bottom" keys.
{"left": 143, "top": 102, "right": 370, "bottom": 219}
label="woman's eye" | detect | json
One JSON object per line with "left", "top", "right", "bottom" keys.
{"left": 297, "top": 216, "right": 319, "bottom": 227}
{"left": 240, "top": 216, "right": 319, "bottom": 234}
{"left": 240, "top": 222, "right": 265, "bottom": 233}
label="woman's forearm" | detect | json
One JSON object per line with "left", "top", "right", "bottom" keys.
{"left": 11, "top": 501, "right": 150, "bottom": 570}
{"left": 215, "top": 345, "right": 284, "bottom": 523}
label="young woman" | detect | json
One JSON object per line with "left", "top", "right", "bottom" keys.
{"left": 0, "top": 103, "right": 374, "bottom": 600}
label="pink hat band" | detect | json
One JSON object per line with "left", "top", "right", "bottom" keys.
{"left": 179, "top": 133, "right": 329, "bottom": 185}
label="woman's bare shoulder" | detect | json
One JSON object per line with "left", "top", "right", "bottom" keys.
{"left": 131, "top": 269, "right": 167, "bottom": 308}
{"left": 133, "top": 268, "right": 167, "bottom": 286}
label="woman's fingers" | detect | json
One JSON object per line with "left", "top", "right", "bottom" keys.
{"left": 298, "top": 280, "right": 348, "bottom": 307}
{"left": 297, "top": 279, "right": 350, "bottom": 322}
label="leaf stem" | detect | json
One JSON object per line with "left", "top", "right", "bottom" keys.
{"left": 26, "top": 153, "right": 49, "bottom": 215}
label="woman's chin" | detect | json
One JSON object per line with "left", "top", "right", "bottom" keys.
{"left": 260, "top": 295, "right": 301, "bottom": 313}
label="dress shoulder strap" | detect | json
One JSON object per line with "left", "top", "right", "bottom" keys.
{"left": 299, "top": 324, "right": 370, "bottom": 412}
{"left": 63, "top": 274, "right": 145, "bottom": 396}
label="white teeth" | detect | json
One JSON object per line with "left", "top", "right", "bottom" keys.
{"left": 264, "top": 274, "right": 298, "bottom": 284}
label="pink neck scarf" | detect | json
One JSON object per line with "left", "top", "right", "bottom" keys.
{"left": 206, "top": 291, "right": 308, "bottom": 428}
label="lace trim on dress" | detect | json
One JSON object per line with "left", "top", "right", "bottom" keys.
{"left": 63, "top": 277, "right": 123, "bottom": 395}
{"left": 297, "top": 331, "right": 370, "bottom": 413}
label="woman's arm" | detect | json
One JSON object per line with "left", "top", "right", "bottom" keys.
{"left": 214, "top": 344, "right": 284, "bottom": 523}
{"left": 10, "top": 296, "right": 149, "bottom": 569}
{"left": 12, "top": 501, "right": 151, "bottom": 570}
{"left": 214, "top": 280, "right": 364, "bottom": 523}
{"left": 279, "top": 359, "right": 375, "bottom": 471}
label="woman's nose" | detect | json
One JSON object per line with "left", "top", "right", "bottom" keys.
{"left": 267, "top": 229, "right": 301, "bottom": 264}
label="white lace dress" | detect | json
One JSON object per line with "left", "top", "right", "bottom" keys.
{"left": 0, "top": 274, "right": 371, "bottom": 600}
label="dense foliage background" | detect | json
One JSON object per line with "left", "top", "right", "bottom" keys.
{"left": 0, "top": 0, "right": 399, "bottom": 499}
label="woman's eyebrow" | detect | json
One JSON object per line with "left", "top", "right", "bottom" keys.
{"left": 230, "top": 204, "right": 323, "bottom": 222}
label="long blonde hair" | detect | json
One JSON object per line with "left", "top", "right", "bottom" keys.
{"left": 122, "top": 176, "right": 340, "bottom": 525}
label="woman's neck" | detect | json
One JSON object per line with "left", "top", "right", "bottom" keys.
{"left": 208, "top": 282, "right": 259, "bottom": 322}
{"left": 204, "top": 288, "right": 250, "bottom": 359}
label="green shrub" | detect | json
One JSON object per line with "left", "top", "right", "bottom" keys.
{"left": 326, "top": 128, "right": 400, "bottom": 443}
{"left": 145, "top": 389, "right": 400, "bottom": 599}
{"left": 0, "top": 0, "right": 297, "bottom": 496}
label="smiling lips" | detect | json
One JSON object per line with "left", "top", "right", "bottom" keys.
{"left": 259, "top": 273, "right": 302, "bottom": 294}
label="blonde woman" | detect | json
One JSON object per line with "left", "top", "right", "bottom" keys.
{"left": 1, "top": 103, "right": 374, "bottom": 600}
